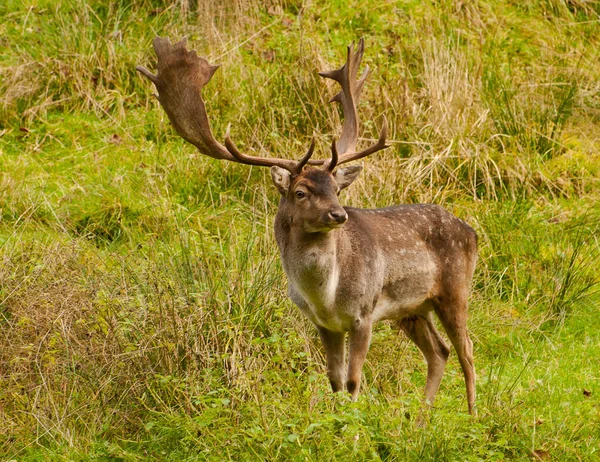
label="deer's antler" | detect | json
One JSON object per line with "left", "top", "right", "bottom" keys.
{"left": 318, "top": 38, "right": 389, "bottom": 171}
{"left": 137, "top": 37, "right": 387, "bottom": 174}
{"left": 137, "top": 37, "right": 313, "bottom": 174}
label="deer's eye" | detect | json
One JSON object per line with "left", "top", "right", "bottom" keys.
{"left": 295, "top": 190, "right": 305, "bottom": 199}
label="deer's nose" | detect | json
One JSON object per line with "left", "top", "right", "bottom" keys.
{"left": 328, "top": 210, "right": 348, "bottom": 224}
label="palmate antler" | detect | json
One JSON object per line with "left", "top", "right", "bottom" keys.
{"left": 318, "top": 38, "right": 389, "bottom": 171}
{"left": 136, "top": 37, "right": 313, "bottom": 174}
{"left": 136, "top": 37, "right": 388, "bottom": 174}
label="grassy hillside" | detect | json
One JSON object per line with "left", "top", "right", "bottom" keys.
{"left": 1, "top": 0, "right": 600, "bottom": 460}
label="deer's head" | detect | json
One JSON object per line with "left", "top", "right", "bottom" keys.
{"left": 271, "top": 165, "right": 362, "bottom": 232}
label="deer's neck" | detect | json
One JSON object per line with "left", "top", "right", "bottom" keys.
{"left": 276, "top": 210, "right": 342, "bottom": 269}
{"left": 274, "top": 203, "right": 345, "bottom": 311}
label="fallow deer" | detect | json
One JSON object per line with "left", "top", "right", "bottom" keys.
{"left": 137, "top": 37, "right": 478, "bottom": 414}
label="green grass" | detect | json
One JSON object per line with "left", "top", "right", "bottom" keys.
{"left": 1, "top": 0, "right": 600, "bottom": 460}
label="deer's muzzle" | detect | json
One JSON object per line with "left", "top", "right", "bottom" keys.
{"left": 327, "top": 210, "right": 348, "bottom": 225}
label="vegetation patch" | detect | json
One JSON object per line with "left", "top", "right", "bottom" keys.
{"left": 1, "top": 0, "right": 599, "bottom": 460}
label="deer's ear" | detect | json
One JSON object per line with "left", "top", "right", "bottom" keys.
{"left": 270, "top": 166, "right": 291, "bottom": 195}
{"left": 334, "top": 165, "right": 362, "bottom": 190}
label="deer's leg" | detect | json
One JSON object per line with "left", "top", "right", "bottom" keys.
{"left": 317, "top": 326, "right": 346, "bottom": 393}
{"left": 346, "top": 319, "right": 372, "bottom": 401}
{"left": 399, "top": 314, "right": 450, "bottom": 407}
{"left": 435, "top": 301, "right": 476, "bottom": 415}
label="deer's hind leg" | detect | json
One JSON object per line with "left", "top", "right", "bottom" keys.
{"left": 435, "top": 298, "right": 476, "bottom": 415}
{"left": 398, "top": 313, "right": 450, "bottom": 407}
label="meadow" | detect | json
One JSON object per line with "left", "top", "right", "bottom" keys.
{"left": 1, "top": 0, "right": 600, "bottom": 460}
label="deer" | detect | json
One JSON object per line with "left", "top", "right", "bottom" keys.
{"left": 137, "top": 37, "right": 478, "bottom": 415}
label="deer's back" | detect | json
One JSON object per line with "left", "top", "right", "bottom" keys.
{"left": 346, "top": 204, "right": 477, "bottom": 254}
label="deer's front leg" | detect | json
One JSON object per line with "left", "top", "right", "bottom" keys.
{"left": 317, "top": 326, "right": 346, "bottom": 392}
{"left": 347, "top": 318, "right": 372, "bottom": 401}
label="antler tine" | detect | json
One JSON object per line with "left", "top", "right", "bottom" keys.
{"left": 137, "top": 37, "right": 308, "bottom": 173}
{"left": 327, "top": 138, "right": 339, "bottom": 172}
{"left": 335, "top": 116, "right": 390, "bottom": 166}
{"left": 296, "top": 136, "right": 316, "bottom": 173}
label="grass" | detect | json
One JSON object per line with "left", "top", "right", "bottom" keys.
{"left": 1, "top": 0, "right": 600, "bottom": 460}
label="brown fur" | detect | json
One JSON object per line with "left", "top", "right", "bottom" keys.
{"left": 273, "top": 167, "right": 478, "bottom": 413}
